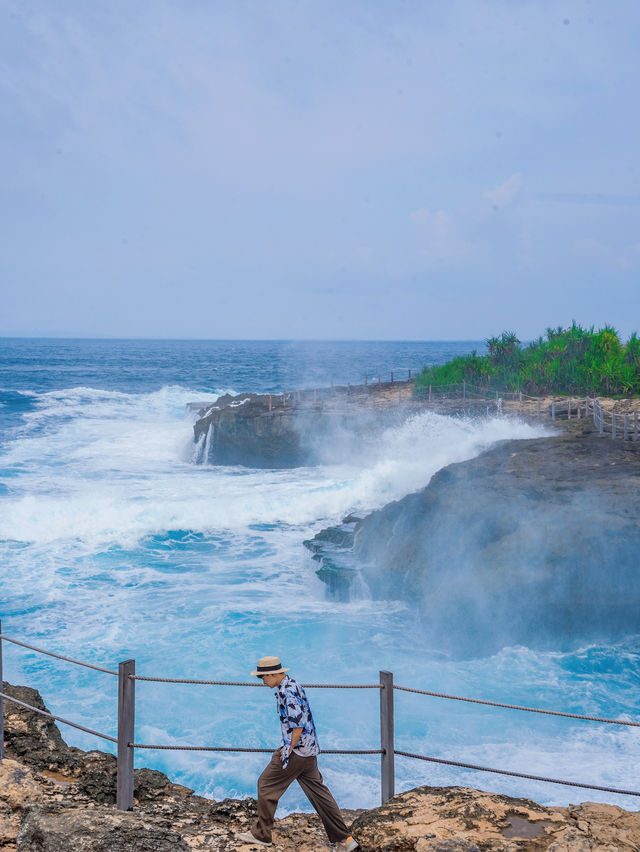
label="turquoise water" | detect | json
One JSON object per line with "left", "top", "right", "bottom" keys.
{"left": 1, "top": 339, "right": 639, "bottom": 812}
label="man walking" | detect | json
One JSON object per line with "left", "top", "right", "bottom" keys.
{"left": 237, "top": 656, "right": 358, "bottom": 849}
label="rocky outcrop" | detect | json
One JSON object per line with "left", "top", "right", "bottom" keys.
{"left": 303, "top": 514, "right": 363, "bottom": 599}
{"left": 351, "top": 784, "right": 640, "bottom": 851}
{"left": 0, "top": 682, "right": 345, "bottom": 850}
{"left": 313, "top": 423, "right": 640, "bottom": 655}
{"left": 191, "top": 383, "right": 415, "bottom": 468}
{"left": 3, "top": 682, "right": 640, "bottom": 850}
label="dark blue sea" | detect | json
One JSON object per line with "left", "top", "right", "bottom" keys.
{"left": 1, "top": 338, "right": 638, "bottom": 810}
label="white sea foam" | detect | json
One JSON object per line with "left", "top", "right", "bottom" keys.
{"left": 2, "top": 384, "right": 634, "bottom": 811}
{"left": 0, "top": 392, "right": 548, "bottom": 548}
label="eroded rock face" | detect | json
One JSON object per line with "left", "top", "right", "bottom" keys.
{"left": 351, "top": 785, "right": 640, "bottom": 852}
{"left": 191, "top": 384, "right": 415, "bottom": 468}
{"left": 344, "top": 427, "right": 640, "bottom": 655}
{"left": 3, "top": 682, "right": 640, "bottom": 850}
{"left": 17, "top": 807, "right": 192, "bottom": 852}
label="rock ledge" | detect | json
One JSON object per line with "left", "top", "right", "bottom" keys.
{"left": 3, "top": 682, "right": 640, "bottom": 850}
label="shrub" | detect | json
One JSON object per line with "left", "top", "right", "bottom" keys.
{"left": 414, "top": 323, "right": 640, "bottom": 396}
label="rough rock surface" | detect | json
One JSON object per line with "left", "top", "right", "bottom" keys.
{"left": 351, "top": 784, "right": 640, "bottom": 851}
{"left": 191, "top": 383, "right": 415, "bottom": 468}
{"left": 314, "top": 422, "right": 640, "bottom": 655}
{"left": 3, "top": 682, "right": 640, "bottom": 850}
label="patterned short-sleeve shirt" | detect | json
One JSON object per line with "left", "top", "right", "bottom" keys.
{"left": 275, "top": 674, "right": 320, "bottom": 766}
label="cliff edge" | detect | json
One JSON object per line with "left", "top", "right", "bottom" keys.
{"left": 309, "top": 422, "right": 640, "bottom": 655}
{"left": 2, "top": 682, "right": 640, "bottom": 850}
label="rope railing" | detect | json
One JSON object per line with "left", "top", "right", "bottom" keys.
{"left": 0, "top": 690, "right": 117, "bottom": 743}
{"left": 0, "top": 633, "right": 118, "bottom": 676}
{"left": 394, "top": 684, "right": 640, "bottom": 727}
{"left": 131, "top": 674, "right": 382, "bottom": 688}
{"left": 130, "top": 744, "right": 383, "bottom": 755}
{"left": 393, "top": 751, "right": 640, "bottom": 798}
{"left": 3, "top": 629, "right": 640, "bottom": 812}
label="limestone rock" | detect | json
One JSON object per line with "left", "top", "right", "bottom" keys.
{"left": 350, "top": 785, "right": 640, "bottom": 851}
{"left": 0, "top": 760, "right": 42, "bottom": 846}
{"left": 4, "top": 683, "right": 640, "bottom": 851}
{"left": 16, "top": 807, "right": 191, "bottom": 851}
{"left": 345, "top": 428, "right": 640, "bottom": 654}
{"left": 1, "top": 683, "right": 83, "bottom": 774}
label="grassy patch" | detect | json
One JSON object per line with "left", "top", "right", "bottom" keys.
{"left": 415, "top": 323, "right": 640, "bottom": 396}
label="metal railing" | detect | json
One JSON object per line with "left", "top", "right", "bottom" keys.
{"left": 2, "top": 624, "right": 640, "bottom": 812}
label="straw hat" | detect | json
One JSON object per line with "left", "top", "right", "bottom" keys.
{"left": 251, "top": 656, "right": 290, "bottom": 677}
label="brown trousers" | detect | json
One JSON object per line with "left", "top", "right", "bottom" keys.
{"left": 252, "top": 749, "right": 349, "bottom": 844}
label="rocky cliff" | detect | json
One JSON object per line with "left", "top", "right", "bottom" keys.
{"left": 3, "top": 682, "right": 640, "bottom": 851}
{"left": 192, "top": 382, "right": 423, "bottom": 467}
{"left": 309, "top": 422, "right": 640, "bottom": 655}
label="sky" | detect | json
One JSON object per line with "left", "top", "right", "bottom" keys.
{"left": 1, "top": 0, "right": 639, "bottom": 340}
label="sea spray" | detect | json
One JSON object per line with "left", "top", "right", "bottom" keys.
{"left": 1, "top": 340, "right": 639, "bottom": 813}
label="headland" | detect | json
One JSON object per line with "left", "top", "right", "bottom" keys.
{"left": 3, "top": 682, "right": 640, "bottom": 851}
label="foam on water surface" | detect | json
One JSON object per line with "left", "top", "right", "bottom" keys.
{"left": 1, "top": 339, "right": 639, "bottom": 814}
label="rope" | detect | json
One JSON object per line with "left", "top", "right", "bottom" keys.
{"left": 131, "top": 675, "right": 382, "bottom": 688}
{"left": 394, "top": 750, "right": 640, "bottom": 798}
{"left": 393, "top": 685, "right": 640, "bottom": 727}
{"left": 130, "top": 743, "right": 383, "bottom": 754}
{"left": 0, "top": 691, "right": 117, "bottom": 744}
{"left": 0, "top": 634, "right": 117, "bottom": 676}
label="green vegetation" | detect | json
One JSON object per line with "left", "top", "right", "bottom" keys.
{"left": 415, "top": 323, "right": 640, "bottom": 396}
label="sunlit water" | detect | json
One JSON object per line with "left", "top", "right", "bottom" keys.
{"left": 1, "top": 339, "right": 639, "bottom": 813}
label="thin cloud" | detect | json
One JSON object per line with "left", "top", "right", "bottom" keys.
{"left": 484, "top": 173, "right": 524, "bottom": 210}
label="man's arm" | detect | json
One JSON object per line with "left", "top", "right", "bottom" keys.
{"left": 281, "top": 727, "right": 303, "bottom": 767}
{"left": 290, "top": 727, "right": 303, "bottom": 750}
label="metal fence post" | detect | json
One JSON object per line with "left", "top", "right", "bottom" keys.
{"left": 0, "top": 619, "right": 4, "bottom": 761}
{"left": 379, "top": 670, "right": 395, "bottom": 804}
{"left": 537, "top": 398, "right": 541, "bottom": 419}
{"left": 551, "top": 402, "right": 556, "bottom": 421}
{"left": 599, "top": 403, "right": 604, "bottom": 434}
{"left": 117, "top": 659, "right": 135, "bottom": 811}
{"left": 612, "top": 412, "right": 616, "bottom": 440}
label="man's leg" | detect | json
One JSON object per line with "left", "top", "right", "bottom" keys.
{"left": 251, "top": 750, "right": 299, "bottom": 843}
{"left": 295, "top": 755, "right": 350, "bottom": 843}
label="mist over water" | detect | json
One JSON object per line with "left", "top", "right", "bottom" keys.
{"left": 1, "top": 339, "right": 639, "bottom": 813}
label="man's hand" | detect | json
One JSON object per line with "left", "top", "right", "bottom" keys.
{"left": 281, "top": 729, "right": 302, "bottom": 768}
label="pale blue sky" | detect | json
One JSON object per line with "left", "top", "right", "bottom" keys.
{"left": 1, "top": 1, "right": 639, "bottom": 339}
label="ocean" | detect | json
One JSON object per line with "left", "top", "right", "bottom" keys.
{"left": 1, "top": 338, "right": 639, "bottom": 812}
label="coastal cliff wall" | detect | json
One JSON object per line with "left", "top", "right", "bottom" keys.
{"left": 310, "top": 424, "right": 640, "bottom": 655}
{"left": 3, "top": 682, "right": 640, "bottom": 851}
{"left": 191, "top": 385, "right": 416, "bottom": 467}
